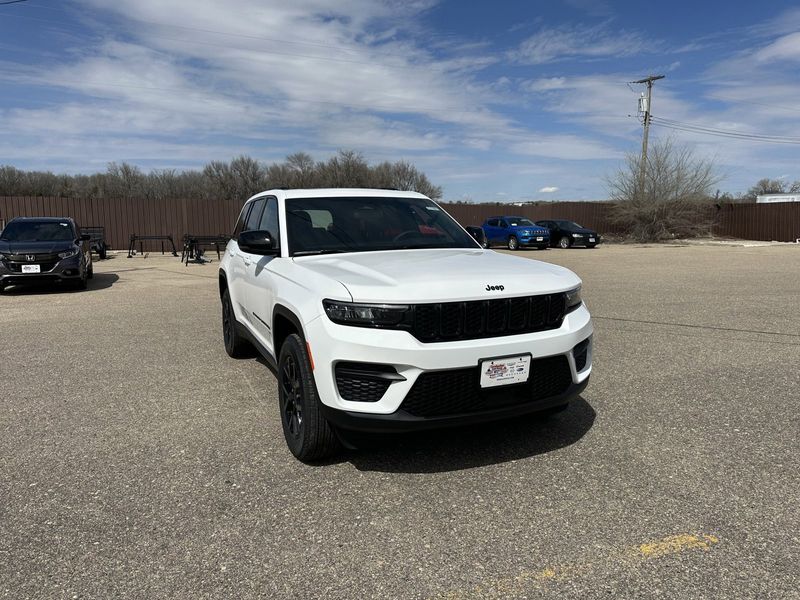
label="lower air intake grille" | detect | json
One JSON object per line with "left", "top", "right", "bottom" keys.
{"left": 399, "top": 355, "right": 572, "bottom": 417}
{"left": 335, "top": 362, "right": 396, "bottom": 402}
{"left": 573, "top": 339, "right": 590, "bottom": 372}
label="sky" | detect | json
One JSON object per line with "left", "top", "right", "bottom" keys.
{"left": 1, "top": 1, "right": 800, "bottom": 202}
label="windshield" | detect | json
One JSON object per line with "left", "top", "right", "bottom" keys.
{"left": 557, "top": 220, "right": 583, "bottom": 229}
{"left": 286, "top": 196, "right": 478, "bottom": 256}
{"left": 507, "top": 218, "right": 534, "bottom": 227}
{"left": 0, "top": 220, "right": 75, "bottom": 242}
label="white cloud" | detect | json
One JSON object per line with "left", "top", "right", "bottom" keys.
{"left": 510, "top": 22, "right": 648, "bottom": 64}
{"left": 539, "top": 186, "right": 559, "bottom": 193}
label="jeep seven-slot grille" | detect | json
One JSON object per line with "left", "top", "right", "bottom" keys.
{"left": 399, "top": 355, "right": 572, "bottom": 417}
{"left": 410, "top": 293, "right": 566, "bottom": 342}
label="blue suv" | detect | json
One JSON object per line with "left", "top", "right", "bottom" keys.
{"left": 482, "top": 216, "right": 550, "bottom": 250}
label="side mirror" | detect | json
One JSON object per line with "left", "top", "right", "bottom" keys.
{"left": 80, "top": 234, "right": 91, "bottom": 241}
{"left": 238, "top": 230, "right": 279, "bottom": 255}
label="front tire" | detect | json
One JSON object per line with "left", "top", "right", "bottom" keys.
{"left": 221, "top": 288, "right": 253, "bottom": 358}
{"left": 278, "top": 334, "right": 340, "bottom": 462}
{"left": 507, "top": 236, "right": 519, "bottom": 251}
{"left": 558, "top": 236, "right": 572, "bottom": 249}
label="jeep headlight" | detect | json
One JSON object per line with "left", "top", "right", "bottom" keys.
{"left": 323, "top": 300, "right": 410, "bottom": 327}
{"left": 565, "top": 285, "right": 582, "bottom": 313}
{"left": 58, "top": 249, "right": 79, "bottom": 259}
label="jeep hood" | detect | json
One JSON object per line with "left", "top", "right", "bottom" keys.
{"left": 292, "top": 248, "right": 580, "bottom": 303}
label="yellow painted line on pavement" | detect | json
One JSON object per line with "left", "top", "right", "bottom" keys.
{"left": 637, "top": 533, "right": 719, "bottom": 559}
{"left": 430, "top": 532, "right": 720, "bottom": 599}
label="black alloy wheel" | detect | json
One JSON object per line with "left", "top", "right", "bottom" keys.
{"left": 221, "top": 288, "right": 252, "bottom": 358}
{"left": 277, "top": 333, "right": 340, "bottom": 462}
{"left": 280, "top": 353, "right": 303, "bottom": 440}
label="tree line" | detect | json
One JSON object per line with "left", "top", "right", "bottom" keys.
{"left": 0, "top": 150, "right": 442, "bottom": 201}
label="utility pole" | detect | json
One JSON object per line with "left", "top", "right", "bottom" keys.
{"left": 632, "top": 74, "right": 664, "bottom": 199}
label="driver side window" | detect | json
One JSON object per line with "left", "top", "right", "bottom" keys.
{"left": 258, "top": 197, "right": 280, "bottom": 248}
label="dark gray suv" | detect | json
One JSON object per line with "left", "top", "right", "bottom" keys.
{"left": 0, "top": 217, "right": 93, "bottom": 292}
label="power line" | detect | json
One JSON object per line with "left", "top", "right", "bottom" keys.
{"left": 650, "top": 116, "right": 800, "bottom": 144}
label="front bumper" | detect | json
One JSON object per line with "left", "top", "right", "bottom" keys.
{"left": 306, "top": 303, "right": 593, "bottom": 430}
{"left": 0, "top": 255, "right": 83, "bottom": 286}
{"left": 518, "top": 235, "right": 549, "bottom": 247}
{"left": 571, "top": 235, "right": 600, "bottom": 246}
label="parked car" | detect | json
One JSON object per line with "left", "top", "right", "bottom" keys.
{"left": 482, "top": 216, "right": 550, "bottom": 250}
{"left": 219, "top": 189, "right": 593, "bottom": 461}
{"left": 535, "top": 220, "right": 600, "bottom": 249}
{"left": 464, "top": 225, "right": 488, "bottom": 248}
{"left": 0, "top": 217, "right": 93, "bottom": 291}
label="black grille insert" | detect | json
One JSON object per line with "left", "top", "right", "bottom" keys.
{"left": 573, "top": 338, "right": 590, "bottom": 372}
{"left": 335, "top": 362, "right": 401, "bottom": 403}
{"left": 409, "top": 293, "right": 565, "bottom": 343}
{"left": 399, "top": 355, "right": 573, "bottom": 417}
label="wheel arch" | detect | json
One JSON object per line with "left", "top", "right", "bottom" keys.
{"left": 273, "top": 303, "right": 305, "bottom": 353}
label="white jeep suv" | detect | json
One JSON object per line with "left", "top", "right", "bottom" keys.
{"left": 219, "top": 189, "right": 593, "bottom": 461}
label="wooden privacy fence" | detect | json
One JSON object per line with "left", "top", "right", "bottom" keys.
{"left": 1, "top": 196, "right": 799, "bottom": 245}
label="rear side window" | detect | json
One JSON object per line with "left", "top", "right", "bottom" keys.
{"left": 499, "top": 220, "right": 508, "bottom": 228}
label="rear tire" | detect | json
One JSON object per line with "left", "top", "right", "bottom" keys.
{"left": 508, "top": 236, "right": 519, "bottom": 251}
{"left": 221, "top": 288, "right": 253, "bottom": 358}
{"left": 98, "top": 245, "right": 107, "bottom": 260}
{"left": 278, "top": 334, "right": 340, "bottom": 462}
{"left": 558, "top": 236, "right": 572, "bottom": 249}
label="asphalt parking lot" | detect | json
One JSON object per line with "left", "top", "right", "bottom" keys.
{"left": 1, "top": 244, "right": 798, "bottom": 599}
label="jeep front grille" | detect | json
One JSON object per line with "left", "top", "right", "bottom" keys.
{"left": 410, "top": 293, "right": 566, "bottom": 342}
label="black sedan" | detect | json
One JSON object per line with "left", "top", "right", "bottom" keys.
{"left": 535, "top": 220, "right": 600, "bottom": 249}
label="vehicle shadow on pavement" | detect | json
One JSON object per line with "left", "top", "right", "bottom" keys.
{"left": 1, "top": 273, "right": 120, "bottom": 295}
{"left": 337, "top": 396, "right": 596, "bottom": 473}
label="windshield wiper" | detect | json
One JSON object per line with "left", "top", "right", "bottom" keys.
{"left": 292, "top": 249, "right": 347, "bottom": 256}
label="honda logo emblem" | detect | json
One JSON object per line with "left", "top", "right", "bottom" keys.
{"left": 26, "top": 255, "right": 36, "bottom": 261}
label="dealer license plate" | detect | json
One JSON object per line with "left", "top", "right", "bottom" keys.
{"left": 536, "top": 236, "right": 543, "bottom": 241}
{"left": 589, "top": 237, "right": 595, "bottom": 242}
{"left": 21, "top": 264, "right": 40, "bottom": 274}
{"left": 479, "top": 355, "right": 531, "bottom": 388}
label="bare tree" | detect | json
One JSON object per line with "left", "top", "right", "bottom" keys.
{"left": 606, "top": 138, "right": 721, "bottom": 241}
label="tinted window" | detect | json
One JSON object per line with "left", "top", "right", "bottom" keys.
{"left": 258, "top": 197, "right": 280, "bottom": 247}
{"left": 486, "top": 219, "right": 498, "bottom": 227}
{"left": 0, "top": 220, "right": 75, "bottom": 241}
{"left": 286, "top": 196, "right": 478, "bottom": 256}
{"left": 499, "top": 220, "right": 508, "bottom": 228}
{"left": 244, "top": 198, "right": 266, "bottom": 231}
{"left": 233, "top": 203, "right": 252, "bottom": 237}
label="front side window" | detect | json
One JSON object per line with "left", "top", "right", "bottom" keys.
{"left": 286, "top": 196, "right": 478, "bottom": 256}
{"left": 244, "top": 199, "right": 266, "bottom": 232}
{"left": 258, "top": 197, "right": 281, "bottom": 247}
{"left": 0, "top": 220, "right": 75, "bottom": 242}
